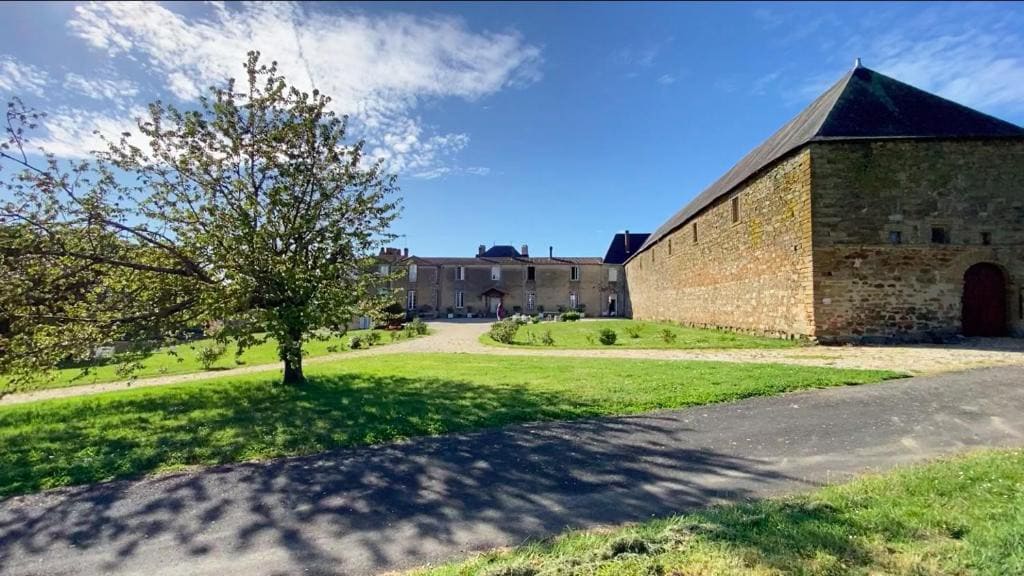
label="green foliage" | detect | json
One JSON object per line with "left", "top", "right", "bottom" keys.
{"left": 559, "top": 311, "right": 582, "bottom": 322}
{"left": 409, "top": 317, "right": 428, "bottom": 336}
{"left": 0, "top": 354, "right": 897, "bottom": 496}
{"left": 489, "top": 318, "right": 522, "bottom": 344}
{"left": 660, "top": 329, "right": 678, "bottom": 344}
{"left": 195, "top": 342, "right": 227, "bottom": 370}
{"left": 0, "top": 52, "right": 400, "bottom": 386}
{"left": 625, "top": 325, "right": 644, "bottom": 339}
{"left": 598, "top": 328, "right": 618, "bottom": 346}
{"left": 366, "top": 330, "right": 382, "bottom": 346}
{"left": 375, "top": 302, "right": 408, "bottom": 329}
{"left": 348, "top": 335, "right": 365, "bottom": 350}
{"left": 531, "top": 315, "right": 542, "bottom": 324}
{"left": 416, "top": 449, "right": 1024, "bottom": 576}
{"left": 541, "top": 330, "right": 556, "bottom": 346}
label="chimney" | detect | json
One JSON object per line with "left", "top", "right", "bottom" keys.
{"left": 548, "top": 246, "right": 553, "bottom": 258}
{"left": 520, "top": 244, "right": 529, "bottom": 257}
{"left": 624, "top": 230, "right": 631, "bottom": 254}
{"left": 477, "top": 244, "right": 486, "bottom": 256}
{"left": 403, "top": 247, "right": 409, "bottom": 258}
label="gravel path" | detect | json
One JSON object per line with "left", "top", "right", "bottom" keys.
{"left": 2, "top": 366, "right": 1022, "bottom": 576}
{"left": 3, "top": 320, "right": 1022, "bottom": 406}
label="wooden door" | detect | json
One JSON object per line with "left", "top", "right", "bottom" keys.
{"left": 962, "top": 263, "right": 1006, "bottom": 336}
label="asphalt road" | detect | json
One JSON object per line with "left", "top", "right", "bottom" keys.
{"left": 1, "top": 366, "right": 1022, "bottom": 576}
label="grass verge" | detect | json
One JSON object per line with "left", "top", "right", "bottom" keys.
{"left": 0, "top": 354, "right": 899, "bottom": 497}
{"left": 3, "top": 328, "right": 422, "bottom": 393}
{"left": 481, "top": 320, "right": 797, "bottom": 350}
{"left": 412, "top": 449, "right": 1024, "bottom": 576}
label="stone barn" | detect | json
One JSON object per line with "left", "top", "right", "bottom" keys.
{"left": 625, "top": 63, "right": 1024, "bottom": 343}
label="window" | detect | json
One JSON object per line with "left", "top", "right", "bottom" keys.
{"left": 569, "top": 292, "right": 578, "bottom": 310}
{"left": 931, "top": 227, "right": 950, "bottom": 244}
{"left": 491, "top": 266, "right": 501, "bottom": 281}
{"left": 731, "top": 196, "right": 740, "bottom": 223}
{"left": 888, "top": 230, "right": 903, "bottom": 245}
{"left": 692, "top": 223, "right": 698, "bottom": 243}
{"left": 981, "top": 231, "right": 992, "bottom": 246}
{"left": 456, "top": 266, "right": 465, "bottom": 280}
{"left": 408, "top": 264, "right": 417, "bottom": 282}
{"left": 527, "top": 292, "right": 536, "bottom": 311}
{"left": 527, "top": 266, "right": 536, "bottom": 281}
{"left": 379, "top": 263, "right": 390, "bottom": 275}
{"left": 668, "top": 239, "right": 672, "bottom": 255}
{"left": 455, "top": 291, "right": 464, "bottom": 308}
{"left": 407, "top": 290, "right": 416, "bottom": 310}
{"left": 570, "top": 266, "right": 580, "bottom": 281}
{"left": 608, "top": 268, "right": 618, "bottom": 282}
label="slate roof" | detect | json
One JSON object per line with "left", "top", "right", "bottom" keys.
{"left": 407, "top": 256, "right": 603, "bottom": 266}
{"left": 603, "top": 232, "right": 651, "bottom": 264}
{"left": 480, "top": 245, "right": 521, "bottom": 258}
{"left": 633, "top": 65, "right": 1024, "bottom": 258}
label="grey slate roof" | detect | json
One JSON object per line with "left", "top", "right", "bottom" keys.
{"left": 603, "top": 232, "right": 651, "bottom": 264}
{"left": 407, "top": 256, "right": 602, "bottom": 266}
{"left": 480, "top": 245, "right": 521, "bottom": 258}
{"left": 633, "top": 65, "right": 1024, "bottom": 258}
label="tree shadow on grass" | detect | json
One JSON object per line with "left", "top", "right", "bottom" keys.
{"left": 0, "top": 372, "right": 814, "bottom": 575}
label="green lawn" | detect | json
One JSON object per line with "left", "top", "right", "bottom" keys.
{"left": 482, "top": 319, "right": 798, "bottom": 350}
{"left": 0, "top": 354, "right": 899, "bottom": 497}
{"left": 3, "top": 328, "right": 415, "bottom": 393}
{"left": 414, "top": 449, "right": 1024, "bottom": 576}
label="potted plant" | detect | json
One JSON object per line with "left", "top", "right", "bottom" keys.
{"left": 466, "top": 305, "right": 475, "bottom": 318}
{"left": 446, "top": 306, "right": 455, "bottom": 319}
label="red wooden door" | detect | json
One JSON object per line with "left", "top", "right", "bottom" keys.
{"left": 962, "top": 263, "right": 1006, "bottom": 336}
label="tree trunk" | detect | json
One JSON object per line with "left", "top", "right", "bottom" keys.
{"left": 283, "top": 355, "right": 304, "bottom": 385}
{"left": 279, "top": 328, "right": 305, "bottom": 385}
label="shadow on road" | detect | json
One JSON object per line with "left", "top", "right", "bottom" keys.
{"left": 0, "top": 406, "right": 803, "bottom": 575}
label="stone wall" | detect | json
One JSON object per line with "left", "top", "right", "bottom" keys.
{"left": 625, "top": 149, "right": 815, "bottom": 336}
{"left": 810, "top": 139, "right": 1024, "bottom": 341}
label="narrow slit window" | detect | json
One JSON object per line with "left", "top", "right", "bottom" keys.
{"left": 931, "top": 227, "right": 950, "bottom": 244}
{"left": 888, "top": 230, "right": 902, "bottom": 245}
{"left": 692, "top": 223, "right": 698, "bottom": 243}
{"left": 981, "top": 231, "right": 992, "bottom": 246}
{"left": 731, "top": 196, "right": 740, "bottom": 223}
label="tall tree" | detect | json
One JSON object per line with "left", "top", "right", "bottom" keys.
{"left": 0, "top": 52, "right": 400, "bottom": 385}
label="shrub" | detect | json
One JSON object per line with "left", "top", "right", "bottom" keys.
{"left": 559, "top": 311, "right": 582, "bottom": 322}
{"left": 366, "top": 331, "right": 382, "bottom": 346}
{"left": 541, "top": 330, "right": 555, "bottom": 346}
{"left": 625, "top": 325, "right": 643, "bottom": 339}
{"left": 531, "top": 315, "right": 542, "bottom": 324}
{"left": 584, "top": 334, "right": 595, "bottom": 345}
{"left": 660, "top": 328, "right": 677, "bottom": 344}
{"left": 488, "top": 318, "right": 521, "bottom": 344}
{"left": 409, "top": 317, "right": 428, "bottom": 335}
{"left": 196, "top": 342, "right": 227, "bottom": 370}
{"left": 348, "top": 335, "right": 365, "bottom": 349}
{"left": 390, "top": 330, "right": 401, "bottom": 342}
{"left": 403, "top": 324, "right": 416, "bottom": 339}
{"left": 326, "top": 344, "right": 340, "bottom": 353}
{"left": 598, "top": 328, "right": 618, "bottom": 346}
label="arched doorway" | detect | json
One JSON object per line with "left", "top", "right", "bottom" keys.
{"left": 962, "top": 263, "right": 1007, "bottom": 336}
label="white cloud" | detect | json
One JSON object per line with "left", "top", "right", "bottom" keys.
{"left": 464, "top": 166, "right": 490, "bottom": 176}
{"left": 57, "top": 1, "right": 541, "bottom": 172}
{"left": 656, "top": 73, "right": 676, "bottom": 85}
{"left": 0, "top": 55, "right": 50, "bottom": 97}
{"left": 28, "top": 106, "right": 146, "bottom": 159}
{"left": 63, "top": 73, "right": 139, "bottom": 104}
{"left": 780, "top": 5, "right": 1024, "bottom": 113}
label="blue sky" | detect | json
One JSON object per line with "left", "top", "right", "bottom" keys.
{"left": 2, "top": 2, "right": 1023, "bottom": 257}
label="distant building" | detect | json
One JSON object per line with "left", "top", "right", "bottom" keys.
{"left": 626, "top": 63, "right": 1024, "bottom": 342}
{"left": 382, "top": 243, "right": 621, "bottom": 318}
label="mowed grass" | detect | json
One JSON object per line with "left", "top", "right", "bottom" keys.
{"left": 482, "top": 320, "right": 797, "bottom": 350}
{"left": 0, "top": 354, "right": 899, "bottom": 497}
{"left": 414, "top": 449, "right": 1024, "bottom": 576}
{"left": 4, "top": 329, "right": 407, "bottom": 393}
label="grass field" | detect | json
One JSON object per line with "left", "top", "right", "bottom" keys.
{"left": 3, "top": 328, "right": 417, "bottom": 393}
{"left": 413, "top": 449, "right": 1024, "bottom": 576}
{"left": 482, "top": 319, "right": 798, "bottom": 350}
{"left": 0, "top": 354, "right": 898, "bottom": 497}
